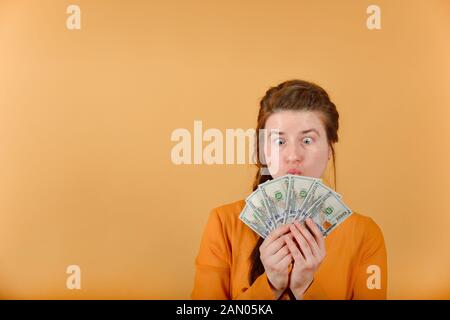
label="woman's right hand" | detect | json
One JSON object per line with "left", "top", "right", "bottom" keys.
{"left": 259, "top": 224, "right": 292, "bottom": 299}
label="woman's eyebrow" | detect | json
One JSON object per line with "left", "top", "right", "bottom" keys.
{"left": 267, "top": 129, "right": 320, "bottom": 137}
{"left": 267, "top": 130, "right": 284, "bottom": 138}
{"left": 300, "top": 129, "right": 320, "bottom": 136}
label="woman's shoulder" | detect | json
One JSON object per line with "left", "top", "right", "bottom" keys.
{"left": 346, "top": 211, "right": 377, "bottom": 225}
{"left": 337, "top": 211, "right": 385, "bottom": 242}
{"left": 210, "top": 199, "right": 245, "bottom": 221}
{"left": 348, "top": 211, "right": 382, "bottom": 227}
{"left": 204, "top": 200, "right": 247, "bottom": 237}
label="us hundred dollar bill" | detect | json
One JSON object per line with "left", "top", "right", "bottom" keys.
{"left": 303, "top": 191, "right": 353, "bottom": 237}
{"left": 287, "top": 175, "right": 321, "bottom": 223}
{"left": 245, "top": 189, "right": 275, "bottom": 231}
{"left": 259, "top": 176, "right": 291, "bottom": 228}
{"left": 239, "top": 204, "right": 268, "bottom": 238}
{"left": 294, "top": 179, "right": 342, "bottom": 221}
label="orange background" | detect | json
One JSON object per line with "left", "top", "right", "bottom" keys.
{"left": 0, "top": 0, "right": 449, "bottom": 299}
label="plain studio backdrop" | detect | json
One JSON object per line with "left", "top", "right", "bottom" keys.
{"left": 0, "top": 0, "right": 449, "bottom": 299}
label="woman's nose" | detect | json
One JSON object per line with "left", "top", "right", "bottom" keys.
{"left": 285, "top": 142, "right": 304, "bottom": 162}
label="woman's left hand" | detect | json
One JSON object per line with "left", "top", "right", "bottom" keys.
{"left": 284, "top": 218, "right": 326, "bottom": 299}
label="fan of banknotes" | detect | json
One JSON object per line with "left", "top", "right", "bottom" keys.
{"left": 239, "top": 174, "right": 353, "bottom": 238}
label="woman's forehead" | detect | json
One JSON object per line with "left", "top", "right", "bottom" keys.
{"left": 265, "top": 110, "right": 325, "bottom": 132}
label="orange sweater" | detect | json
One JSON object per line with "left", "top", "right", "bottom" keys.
{"left": 192, "top": 199, "right": 387, "bottom": 300}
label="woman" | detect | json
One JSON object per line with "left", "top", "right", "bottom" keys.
{"left": 191, "top": 80, "right": 387, "bottom": 300}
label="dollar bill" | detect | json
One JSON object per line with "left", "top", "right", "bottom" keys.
{"left": 303, "top": 191, "right": 353, "bottom": 237}
{"left": 287, "top": 175, "right": 321, "bottom": 223}
{"left": 259, "top": 176, "right": 291, "bottom": 228}
{"left": 245, "top": 188, "right": 275, "bottom": 231}
{"left": 294, "top": 179, "right": 341, "bottom": 221}
{"left": 239, "top": 204, "right": 268, "bottom": 238}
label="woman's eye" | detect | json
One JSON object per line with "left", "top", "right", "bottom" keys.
{"left": 274, "top": 138, "right": 285, "bottom": 145}
{"left": 303, "top": 137, "right": 313, "bottom": 145}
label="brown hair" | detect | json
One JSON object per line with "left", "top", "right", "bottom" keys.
{"left": 249, "top": 79, "right": 340, "bottom": 285}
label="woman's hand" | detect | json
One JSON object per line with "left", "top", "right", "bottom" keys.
{"left": 285, "top": 218, "right": 326, "bottom": 299}
{"left": 260, "top": 224, "right": 293, "bottom": 299}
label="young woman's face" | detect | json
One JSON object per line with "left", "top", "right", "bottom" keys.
{"left": 263, "top": 110, "right": 331, "bottom": 179}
